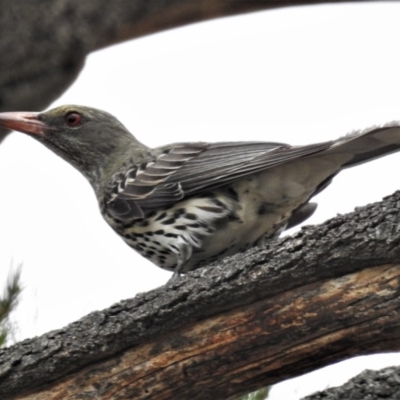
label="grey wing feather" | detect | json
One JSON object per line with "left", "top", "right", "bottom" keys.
{"left": 110, "top": 140, "right": 333, "bottom": 220}
{"left": 107, "top": 122, "right": 400, "bottom": 221}
{"left": 172, "top": 142, "right": 332, "bottom": 193}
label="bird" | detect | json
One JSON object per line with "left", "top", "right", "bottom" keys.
{"left": 1, "top": 105, "right": 400, "bottom": 280}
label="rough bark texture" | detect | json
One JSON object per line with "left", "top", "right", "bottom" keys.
{"left": 0, "top": 0, "right": 376, "bottom": 143}
{"left": 1, "top": 191, "right": 400, "bottom": 399}
{"left": 303, "top": 367, "right": 400, "bottom": 400}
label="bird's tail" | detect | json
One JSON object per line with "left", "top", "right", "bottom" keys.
{"left": 328, "top": 122, "right": 400, "bottom": 168}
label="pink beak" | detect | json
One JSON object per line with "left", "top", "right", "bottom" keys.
{"left": 0, "top": 111, "right": 48, "bottom": 136}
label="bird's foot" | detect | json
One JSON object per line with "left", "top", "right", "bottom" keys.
{"left": 167, "top": 271, "right": 181, "bottom": 284}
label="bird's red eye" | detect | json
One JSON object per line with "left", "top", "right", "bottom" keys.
{"left": 65, "top": 112, "right": 82, "bottom": 127}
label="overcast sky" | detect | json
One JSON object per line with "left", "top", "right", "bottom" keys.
{"left": 1, "top": 3, "right": 400, "bottom": 399}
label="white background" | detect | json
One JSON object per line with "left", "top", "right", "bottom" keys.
{"left": 1, "top": 3, "right": 400, "bottom": 399}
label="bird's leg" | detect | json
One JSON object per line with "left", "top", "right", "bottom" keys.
{"left": 167, "top": 261, "right": 185, "bottom": 283}
{"left": 167, "top": 241, "right": 193, "bottom": 283}
{"left": 168, "top": 271, "right": 181, "bottom": 283}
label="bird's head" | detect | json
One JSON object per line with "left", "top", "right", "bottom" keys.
{"left": 0, "top": 105, "right": 148, "bottom": 191}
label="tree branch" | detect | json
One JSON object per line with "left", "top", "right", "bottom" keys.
{"left": 2, "top": 191, "right": 400, "bottom": 399}
{"left": 0, "top": 0, "right": 380, "bottom": 142}
{"left": 303, "top": 367, "right": 400, "bottom": 399}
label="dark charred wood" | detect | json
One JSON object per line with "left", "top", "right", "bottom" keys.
{"left": 1, "top": 191, "right": 400, "bottom": 399}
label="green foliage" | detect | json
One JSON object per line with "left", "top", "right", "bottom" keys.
{"left": 0, "top": 267, "right": 23, "bottom": 347}
{"left": 234, "top": 386, "right": 270, "bottom": 400}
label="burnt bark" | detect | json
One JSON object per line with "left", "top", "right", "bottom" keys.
{"left": 303, "top": 367, "right": 400, "bottom": 400}
{"left": 0, "top": 0, "right": 381, "bottom": 142}
{"left": 1, "top": 191, "right": 400, "bottom": 399}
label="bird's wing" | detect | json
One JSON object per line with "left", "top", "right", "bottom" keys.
{"left": 106, "top": 123, "right": 400, "bottom": 221}
{"left": 107, "top": 140, "right": 333, "bottom": 220}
